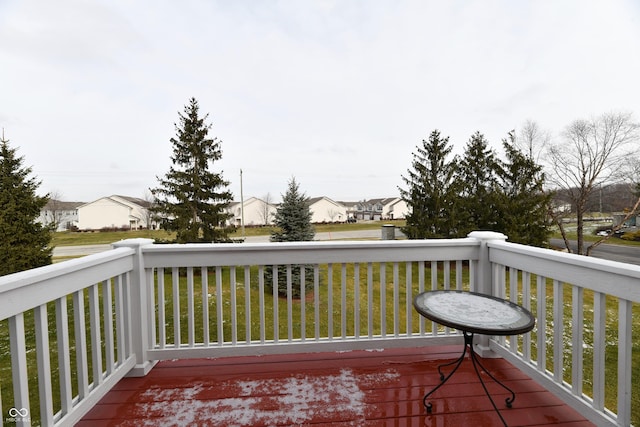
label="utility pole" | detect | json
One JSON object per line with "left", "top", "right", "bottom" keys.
{"left": 240, "top": 169, "right": 245, "bottom": 238}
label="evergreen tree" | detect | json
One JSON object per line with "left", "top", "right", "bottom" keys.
{"left": 0, "top": 132, "right": 52, "bottom": 275}
{"left": 150, "top": 98, "right": 233, "bottom": 243}
{"left": 495, "top": 131, "right": 553, "bottom": 246}
{"left": 455, "top": 131, "right": 500, "bottom": 236}
{"left": 267, "top": 177, "right": 315, "bottom": 297}
{"left": 270, "top": 177, "right": 315, "bottom": 242}
{"left": 400, "top": 130, "right": 460, "bottom": 238}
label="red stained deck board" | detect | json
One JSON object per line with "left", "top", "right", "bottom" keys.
{"left": 78, "top": 346, "right": 595, "bottom": 427}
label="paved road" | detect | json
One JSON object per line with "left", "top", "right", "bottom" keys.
{"left": 243, "top": 229, "right": 382, "bottom": 243}
{"left": 549, "top": 238, "right": 640, "bottom": 266}
{"left": 52, "top": 229, "right": 386, "bottom": 257}
{"left": 53, "top": 244, "right": 113, "bottom": 257}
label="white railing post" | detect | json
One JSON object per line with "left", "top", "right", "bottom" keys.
{"left": 112, "top": 238, "right": 156, "bottom": 377}
{"left": 467, "top": 231, "right": 507, "bottom": 357}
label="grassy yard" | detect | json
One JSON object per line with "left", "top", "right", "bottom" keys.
{"left": 50, "top": 221, "right": 401, "bottom": 247}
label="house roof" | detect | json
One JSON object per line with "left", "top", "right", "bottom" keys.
{"left": 307, "top": 196, "right": 343, "bottom": 207}
{"left": 44, "top": 200, "right": 84, "bottom": 210}
{"left": 366, "top": 197, "right": 399, "bottom": 205}
{"left": 115, "top": 195, "right": 152, "bottom": 208}
{"left": 78, "top": 195, "right": 151, "bottom": 210}
{"left": 228, "top": 197, "right": 276, "bottom": 208}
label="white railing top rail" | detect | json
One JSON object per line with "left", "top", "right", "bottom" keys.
{"left": 488, "top": 240, "right": 640, "bottom": 302}
{"left": 141, "top": 238, "right": 481, "bottom": 268}
{"left": 0, "top": 247, "right": 134, "bottom": 321}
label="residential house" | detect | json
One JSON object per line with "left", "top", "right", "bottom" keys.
{"left": 383, "top": 198, "right": 408, "bottom": 220}
{"left": 38, "top": 199, "right": 83, "bottom": 231}
{"left": 227, "top": 197, "right": 277, "bottom": 227}
{"left": 308, "top": 196, "right": 347, "bottom": 223}
{"left": 350, "top": 198, "right": 408, "bottom": 221}
{"left": 77, "top": 195, "right": 152, "bottom": 231}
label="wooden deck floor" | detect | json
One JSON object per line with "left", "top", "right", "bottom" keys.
{"left": 78, "top": 346, "right": 595, "bottom": 426}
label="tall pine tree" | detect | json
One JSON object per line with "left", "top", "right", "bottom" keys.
{"left": 400, "top": 130, "right": 460, "bottom": 238}
{"left": 0, "top": 132, "right": 52, "bottom": 275}
{"left": 151, "top": 98, "right": 233, "bottom": 243}
{"left": 455, "top": 131, "right": 500, "bottom": 236}
{"left": 495, "top": 131, "right": 552, "bottom": 246}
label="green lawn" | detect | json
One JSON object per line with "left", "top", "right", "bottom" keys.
{"left": 50, "top": 221, "right": 402, "bottom": 247}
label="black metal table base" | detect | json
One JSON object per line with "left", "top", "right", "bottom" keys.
{"left": 422, "top": 331, "right": 515, "bottom": 427}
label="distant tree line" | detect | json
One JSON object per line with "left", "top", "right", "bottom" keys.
{"left": 554, "top": 183, "right": 637, "bottom": 215}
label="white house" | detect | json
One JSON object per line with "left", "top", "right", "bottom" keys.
{"left": 38, "top": 200, "right": 83, "bottom": 231}
{"left": 383, "top": 198, "right": 408, "bottom": 220}
{"left": 227, "top": 197, "right": 277, "bottom": 227}
{"left": 349, "top": 198, "right": 408, "bottom": 221}
{"left": 77, "top": 195, "right": 151, "bottom": 231}
{"left": 308, "top": 197, "right": 347, "bottom": 223}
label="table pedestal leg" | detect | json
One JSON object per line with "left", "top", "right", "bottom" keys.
{"left": 422, "top": 331, "right": 516, "bottom": 427}
{"left": 422, "top": 337, "right": 468, "bottom": 412}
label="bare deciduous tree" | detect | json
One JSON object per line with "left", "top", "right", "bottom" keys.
{"left": 143, "top": 189, "right": 157, "bottom": 229}
{"left": 327, "top": 208, "right": 340, "bottom": 222}
{"left": 258, "top": 193, "right": 274, "bottom": 226}
{"left": 546, "top": 111, "right": 639, "bottom": 254}
{"left": 516, "top": 119, "right": 551, "bottom": 163}
{"left": 46, "top": 190, "right": 65, "bottom": 231}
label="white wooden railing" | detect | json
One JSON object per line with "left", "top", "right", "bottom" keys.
{"left": 487, "top": 238, "right": 640, "bottom": 427}
{"left": 0, "top": 246, "right": 137, "bottom": 427}
{"left": 0, "top": 232, "right": 638, "bottom": 426}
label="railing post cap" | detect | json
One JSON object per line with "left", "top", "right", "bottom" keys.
{"left": 467, "top": 231, "right": 507, "bottom": 241}
{"left": 112, "top": 238, "right": 154, "bottom": 249}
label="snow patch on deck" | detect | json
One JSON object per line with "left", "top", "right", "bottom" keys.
{"left": 134, "top": 368, "right": 399, "bottom": 426}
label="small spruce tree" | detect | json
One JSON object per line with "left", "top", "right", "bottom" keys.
{"left": 267, "top": 177, "right": 315, "bottom": 297}
{"left": 270, "top": 177, "right": 315, "bottom": 242}
{"left": 0, "top": 131, "right": 52, "bottom": 275}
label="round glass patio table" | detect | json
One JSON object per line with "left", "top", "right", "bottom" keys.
{"left": 413, "top": 290, "right": 536, "bottom": 427}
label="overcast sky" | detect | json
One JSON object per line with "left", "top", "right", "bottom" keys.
{"left": 1, "top": 0, "right": 639, "bottom": 203}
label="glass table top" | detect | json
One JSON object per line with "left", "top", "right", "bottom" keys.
{"left": 413, "top": 290, "right": 535, "bottom": 335}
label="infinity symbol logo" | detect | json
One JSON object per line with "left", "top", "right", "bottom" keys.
{"left": 8, "top": 407, "right": 29, "bottom": 417}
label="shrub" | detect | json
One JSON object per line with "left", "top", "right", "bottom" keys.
{"left": 264, "top": 264, "right": 315, "bottom": 298}
{"left": 620, "top": 230, "right": 640, "bottom": 241}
